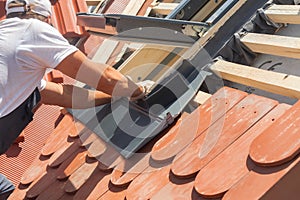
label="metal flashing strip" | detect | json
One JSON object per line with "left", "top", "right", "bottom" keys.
{"left": 205, "top": 0, "right": 238, "bottom": 25}
{"left": 203, "top": 0, "right": 270, "bottom": 59}
{"left": 76, "top": 13, "right": 210, "bottom": 47}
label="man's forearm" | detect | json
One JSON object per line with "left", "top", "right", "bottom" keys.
{"left": 55, "top": 51, "right": 144, "bottom": 99}
{"left": 40, "top": 82, "right": 112, "bottom": 109}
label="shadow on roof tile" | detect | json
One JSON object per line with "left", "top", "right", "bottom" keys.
{"left": 194, "top": 103, "right": 290, "bottom": 198}
{"left": 250, "top": 100, "right": 300, "bottom": 167}
{"left": 223, "top": 156, "right": 300, "bottom": 199}
{"left": 151, "top": 87, "right": 248, "bottom": 162}
{"left": 8, "top": 86, "right": 300, "bottom": 199}
{"left": 171, "top": 94, "right": 278, "bottom": 178}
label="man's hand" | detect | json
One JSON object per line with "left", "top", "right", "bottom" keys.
{"left": 130, "top": 79, "right": 155, "bottom": 101}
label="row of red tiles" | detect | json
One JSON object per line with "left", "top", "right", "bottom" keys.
{"left": 51, "top": 0, "right": 87, "bottom": 38}
{"left": 0, "top": 105, "right": 63, "bottom": 187}
{"left": 0, "top": 0, "right": 87, "bottom": 37}
{"left": 8, "top": 87, "right": 300, "bottom": 199}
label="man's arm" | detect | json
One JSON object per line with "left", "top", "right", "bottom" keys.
{"left": 40, "top": 81, "right": 111, "bottom": 109}
{"left": 55, "top": 50, "right": 144, "bottom": 99}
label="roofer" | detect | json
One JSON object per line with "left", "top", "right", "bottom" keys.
{"left": 0, "top": 0, "right": 153, "bottom": 198}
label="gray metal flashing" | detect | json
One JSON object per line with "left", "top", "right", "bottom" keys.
{"left": 76, "top": 13, "right": 210, "bottom": 47}
{"left": 70, "top": 65, "right": 209, "bottom": 158}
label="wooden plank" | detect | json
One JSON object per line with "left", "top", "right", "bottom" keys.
{"left": 210, "top": 59, "right": 300, "bottom": 99}
{"left": 113, "top": 0, "right": 182, "bottom": 83}
{"left": 151, "top": 3, "right": 179, "bottom": 15}
{"left": 265, "top": 4, "right": 300, "bottom": 24}
{"left": 192, "top": 90, "right": 212, "bottom": 106}
{"left": 118, "top": 45, "right": 185, "bottom": 82}
{"left": 192, "top": 0, "right": 225, "bottom": 21}
{"left": 85, "top": 0, "right": 103, "bottom": 6}
{"left": 122, "top": 0, "right": 145, "bottom": 15}
{"left": 241, "top": 33, "right": 300, "bottom": 59}
{"left": 89, "top": 0, "right": 146, "bottom": 66}
{"left": 171, "top": 0, "right": 247, "bottom": 68}
{"left": 92, "top": 39, "right": 119, "bottom": 63}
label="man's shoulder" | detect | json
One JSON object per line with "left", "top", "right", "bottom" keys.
{"left": 26, "top": 18, "right": 59, "bottom": 36}
{"left": 27, "top": 18, "right": 52, "bottom": 28}
{"left": 1, "top": 18, "right": 47, "bottom": 29}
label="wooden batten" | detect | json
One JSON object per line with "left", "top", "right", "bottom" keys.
{"left": 265, "top": 4, "right": 300, "bottom": 24}
{"left": 192, "top": 0, "right": 225, "bottom": 21}
{"left": 151, "top": 3, "right": 179, "bottom": 16}
{"left": 210, "top": 59, "right": 300, "bottom": 99}
{"left": 241, "top": 33, "right": 300, "bottom": 59}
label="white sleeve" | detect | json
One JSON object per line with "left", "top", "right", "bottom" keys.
{"left": 16, "top": 19, "right": 78, "bottom": 70}
{"left": 38, "top": 79, "right": 47, "bottom": 91}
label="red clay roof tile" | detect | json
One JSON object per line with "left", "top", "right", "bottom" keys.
{"left": 36, "top": 179, "right": 66, "bottom": 200}
{"left": 41, "top": 114, "right": 76, "bottom": 156}
{"left": 77, "top": 35, "right": 105, "bottom": 57}
{"left": 48, "top": 139, "right": 81, "bottom": 168}
{"left": 86, "top": 137, "right": 107, "bottom": 158}
{"left": 79, "top": 128, "right": 99, "bottom": 147}
{"left": 223, "top": 156, "right": 300, "bottom": 200}
{"left": 51, "top": 3, "right": 66, "bottom": 35}
{"left": 56, "top": 148, "right": 87, "bottom": 180}
{"left": 126, "top": 165, "right": 171, "bottom": 199}
{"left": 7, "top": 87, "right": 300, "bottom": 199}
{"left": 194, "top": 103, "right": 291, "bottom": 198}
{"left": 249, "top": 100, "right": 300, "bottom": 167}
{"left": 0, "top": 0, "right": 6, "bottom": 20}
{"left": 110, "top": 154, "right": 150, "bottom": 187}
{"left": 104, "top": 0, "right": 130, "bottom": 14}
{"left": 73, "top": 170, "right": 111, "bottom": 200}
{"left": 7, "top": 184, "right": 28, "bottom": 200}
{"left": 26, "top": 167, "right": 57, "bottom": 199}
{"left": 151, "top": 87, "right": 248, "bottom": 162}
{"left": 151, "top": 176, "right": 196, "bottom": 200}
{"left": 51, "top": 0, "right": 87, "bottom": 38}
{"left": 95, "top": 145, "right": 122, "bottom": 171}
{"left": 171, "top": 94, "right": 278, "bottom": 177}
{"left": 98, "top": 184, "right": 127, "bottom": 200}
{"left": 64, "top": 159, "right": 98, "bottom": 193}
{"left": 70, "top": 121, "right": 86, "bottom": 138}
{"left": 0, "top": 105, "right": 62, "bottom": 187}
{"left": 20, "top": 155, "right": 51, "bottom": 186}
{"left": 259, "top": 159, "right": 300, "bottom": 199}
{"left": 48, "top": 69, "right": 64, "bottom": 83}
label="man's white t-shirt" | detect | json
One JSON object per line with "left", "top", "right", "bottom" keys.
{"left": 0, "top": 17, "right": 78, "bottom": 117}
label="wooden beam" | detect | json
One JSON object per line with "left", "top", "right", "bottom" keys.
{"left": 241, "top": 33, "right": 300, "bottom": 59}
{"left": 92, "top": 39, "right": 119, "bottom": 63}
{"left": 177, "top": 0, "right": 247, "bottom": 63}
{"left": 151, "top": 3, "right": 179, "bottom": 15}
{"left": 85, "top": 0, "right": 103, "bottom": 6}
{"left": 192, "top": 91, "right": 212, "bottom": 106}
{"left": 119, "top": 45, "right": 185, "bottom": 82}
{"left": 210, "top": 60, "right": 300, "bottom": 99}
{"left": 122, "top": 0, "right": 145, "bottom": 15}
{"left": 265, "top": 4, "right": 300, "bottom": 24}
{"left": 192, "top": 0, "right": 225, "bottom": 22}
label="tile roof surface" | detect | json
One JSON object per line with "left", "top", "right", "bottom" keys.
{"left": 7, "top": 87, "right": 300, "bottom": 199}
{"left": 1, "top": 0, "right": 300, "bottom": 199}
